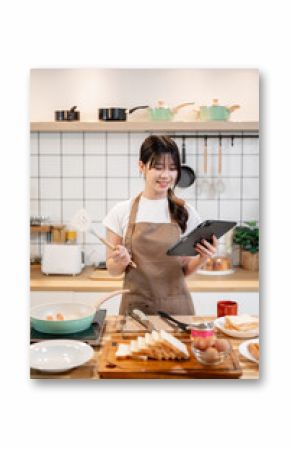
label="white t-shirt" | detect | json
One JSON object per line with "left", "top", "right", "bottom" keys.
{"left": 103, "top": 195, "right": 202, "bottom": 240}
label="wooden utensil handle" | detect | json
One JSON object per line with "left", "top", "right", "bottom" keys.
{"left": 96, "top": 233, "right": 137, "bottom": 269}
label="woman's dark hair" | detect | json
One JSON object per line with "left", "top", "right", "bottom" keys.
{"left": 139, "top": 135, "right": 189, "bottom": 233}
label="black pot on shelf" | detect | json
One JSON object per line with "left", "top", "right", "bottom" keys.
{"left": 98, "top": 105, "right": 148, "bottom": 121}
{"left": 55, "top": 106, "right": 80, "bottom": 121}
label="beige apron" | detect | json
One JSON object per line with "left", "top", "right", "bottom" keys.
{"left": 120, "top": 193, "right": 195, "bottom": 315}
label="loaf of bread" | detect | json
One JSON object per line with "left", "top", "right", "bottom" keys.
{"left": 115, "top": 330, "right": 189, "bottom": 360}
{"left": 224, "top": 314, "right": 259, "bottom": 331}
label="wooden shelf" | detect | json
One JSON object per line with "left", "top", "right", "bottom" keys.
{"left": 30, "top": 121, "right": 259, "bottom": 133}
{"left": 30, "top": 225, "right": 52, "bottom": 233}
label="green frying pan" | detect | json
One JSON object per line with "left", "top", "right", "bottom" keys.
{"left": 30, "top": 289, "right": 128, "bottom": 334}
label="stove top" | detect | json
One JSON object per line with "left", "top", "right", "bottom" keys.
{"left": 30, "top": 309, "right": 106, "bottom": 346}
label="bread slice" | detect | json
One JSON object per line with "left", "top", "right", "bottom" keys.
{"left": 115, "top": 343, "right": 131, "bottom": 359}
{"left": 151, "top": 330, "right": 175, "bottom": 360}
{"left": 145, "top": 332, "right": 164, "bottom": 360}
{"left": 136, "top": 336, "right": 155, "bottom": 357}
{"left": 115, "top": 330, "right": 189, "bottom": 361}
{"left": 224, "top": 314, "right": 259, "bottom": 331}
{"left": 159, "top": 330, "right": 189, "bottom": 359}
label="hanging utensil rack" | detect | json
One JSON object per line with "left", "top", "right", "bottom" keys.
{"left": 169, "top": 134, "right": 258, "bottom": 146}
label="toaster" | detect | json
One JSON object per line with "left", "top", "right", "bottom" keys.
{"left": 41, "top": 244, "right": 85, "bottom": 275}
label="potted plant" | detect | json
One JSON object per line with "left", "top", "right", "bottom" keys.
{"left": 233, "top": 221, "right": 259, "bottom": 271}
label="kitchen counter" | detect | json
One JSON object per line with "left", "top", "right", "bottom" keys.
{"left": 30, "top": 265, "right": 259, "bottom": 292}
{"left": 30, "top": 315, "right": 259, "bottom": 380}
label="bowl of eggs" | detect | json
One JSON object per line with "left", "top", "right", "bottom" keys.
{"left": 192, "top": 336, "right": 232, "bottom": 365}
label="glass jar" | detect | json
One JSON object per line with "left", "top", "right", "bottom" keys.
{"left": 200, "top": 231, "right": 234, "bottom": 273}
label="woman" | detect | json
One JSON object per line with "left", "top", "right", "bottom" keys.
{"left": 103, "top": 135, "right": 217, "bottom": 315}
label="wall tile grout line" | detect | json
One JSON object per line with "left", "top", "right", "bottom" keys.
{"left": 195, "top": 132, "right": 198, "bottom": 210}
{"left": 31, "top": 175, "right": 260, "bottom": 180}
{"left": 240, "top": 131, "right": 244, "bottom": 224}
{"left": 82, "top": 132, "right": 86, "bottom": 246}
{"left": 60, "top": 132, "right": 63, "bottom": 224}
{"left": 105, "top": 132, "right": 108, "bottom": 214}
{"left": 128, "top": 133, "right": 131, "bottom": 197}
{"left": 37, "top": 132, "right": 41, "bottom": 253}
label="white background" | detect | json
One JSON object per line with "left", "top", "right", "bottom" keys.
{"left": 0, "top": 1, "right": 288, "bottom": 448}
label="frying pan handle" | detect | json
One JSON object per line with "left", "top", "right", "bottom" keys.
{"left": 129, "top": 106, "right": 149, "bottom": 114}
{"left": 95, "top": 289, "right": 130, "bottom": 308}
{"left": 181, "top": 137, "right": 186, "bottom": 164}
{"left": 157, "top": 311, "right": 188, "bottom": 331}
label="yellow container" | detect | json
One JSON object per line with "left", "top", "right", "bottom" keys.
{"left": 66, "top": 230, "right": 77, "bottom": 244}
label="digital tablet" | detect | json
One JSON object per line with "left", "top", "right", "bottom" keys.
{"left": 167, "top": 220, "right": 237, "bottom": 256}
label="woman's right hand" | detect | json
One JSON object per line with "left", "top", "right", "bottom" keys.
{"left": 111, "top": 244, "right": 131, "bottom": 267}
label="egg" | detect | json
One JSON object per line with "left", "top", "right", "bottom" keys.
{"left": 206, "top": 336, "right": 217, "bottom": 347}
{"left": 198, "top": 338, "right": 209, "bottom": 350}
{"left": 193, "top": 337, "right": 203, "bottom": 350}
{"left": 203, "top": 347, "right": 219, "bottom": 362}
{"left": 215, "top": 339, "right": 231, "bottom": 353}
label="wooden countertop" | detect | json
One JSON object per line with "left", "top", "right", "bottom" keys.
{"left": 30, "top": 315, "right": 259, "bottom": 380}
{"left": 30, "top": 265, "right": 259, "bottom": 292}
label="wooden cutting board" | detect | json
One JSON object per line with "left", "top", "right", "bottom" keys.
{"left": 98, "top": 333, "right": 242, "bottom": 379}
{"left": 89, "top": 269, "right": 124, "bottom": 281}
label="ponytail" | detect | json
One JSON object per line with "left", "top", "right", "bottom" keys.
{"left": 167, "top": 188, "right": 188, "bottom": 234}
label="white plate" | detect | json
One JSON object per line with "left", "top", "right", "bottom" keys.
{"left": 196, "top": 269, "right": 235, "bottom": 276}
{"left": 239, "top": 338, "right": 259, "bottom": 363}
{"left": 214, "top": 317, "right": 259, "bottom": 339}
{"left": 30, "top": 340, "right": 94, "bottom": 372}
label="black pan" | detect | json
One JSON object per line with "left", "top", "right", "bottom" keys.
{"left": 98, "top": 105, "right": 148, "bottom": 121}
{"left": 177, "top": 137, "right": 196, "bottom": 188}
{"left": 55, "top": 106, "right": 80, "bottom": 121}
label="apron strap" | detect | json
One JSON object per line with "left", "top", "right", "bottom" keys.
{"left": 124, "top": 192, "right": 142, "bottom": 256}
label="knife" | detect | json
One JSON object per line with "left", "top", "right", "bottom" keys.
{"left": 157, "top": 310, "right": 214, "bottom": 332}
{"left": 129, "top": 309, "right": 157, "bottom": 332}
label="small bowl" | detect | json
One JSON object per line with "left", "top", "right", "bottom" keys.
{"left": 192, "top": 345, "right": 231, "bottom": 365}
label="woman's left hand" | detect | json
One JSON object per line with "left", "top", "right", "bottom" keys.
{"left": 195, "top": 235, "right": 218, "bottom": 259}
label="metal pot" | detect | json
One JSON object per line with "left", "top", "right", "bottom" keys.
{"left": 98, "top": 106, "right": 148, "bottom": 121}
{"left": 148, "top": 100, "right": 195, "bottom": 121}
{"left": 30, "top": 289, "right": 128, "bottom": 334}
{"left": 197, "top": 99, "right": 240, "bottom": 121}
{"left": 55, "top": 106, "right": 80, "bottom": 121}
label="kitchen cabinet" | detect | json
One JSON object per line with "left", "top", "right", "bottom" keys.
{"left": 192, "top": 292, "right": 259, "bottom": 316}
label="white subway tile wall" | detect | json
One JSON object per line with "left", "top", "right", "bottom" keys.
{"left": 30, "top": 132, "right": 259, "bottom": 264}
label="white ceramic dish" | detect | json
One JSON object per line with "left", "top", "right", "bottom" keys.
{"left": 196, "top": 269, "right": 235, "bottom": 276}
{"left": 214, "top": 317, "right": 259, "bottom": 339}
{"left": 30, "top": 340, "right": 94, "bottom": 373}
{"left": 239, "top": 338, "right": 259, "bottom": 363}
